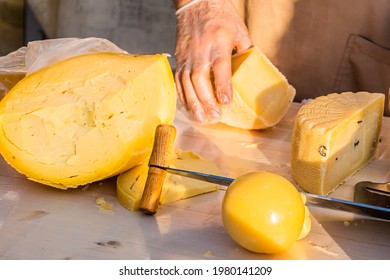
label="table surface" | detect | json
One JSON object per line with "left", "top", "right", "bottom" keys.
{"left": 0, "top": 103, "right": 389, "bottom": 260}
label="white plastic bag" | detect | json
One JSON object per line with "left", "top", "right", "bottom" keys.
{"left": 0, "top": 37, "right": 127, "bottom": 99}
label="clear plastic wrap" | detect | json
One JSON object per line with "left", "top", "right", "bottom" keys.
{"left": 0, "top": 37, "right": 127, "bottom": 99}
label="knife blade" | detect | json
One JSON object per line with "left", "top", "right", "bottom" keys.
{"left": 149, "top": 165, "right": 233, "bottom": 186}
{"left": 354, "top": 181, "right": 390, "bottom": 208}
{"left": 304, "top": 192, "right": 390, "bottom": 221}
{"left": 150, "top": 164, "right": 390, "bottom": 221}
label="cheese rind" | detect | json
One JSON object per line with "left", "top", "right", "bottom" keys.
{"left": 0, "top": 52, "right": 176, "bottom": 188}
{"left": 220, "top": 47, "right": 296, "bottom": 130}
{"left": 116, "top": 149, "right": 223, "bottom": 211}
{"left": 291, "top": 92, "right": 384, "bottom": 195}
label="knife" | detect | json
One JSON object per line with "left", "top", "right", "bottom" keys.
{"left": 354, "top": 180, "right": 390, "bottom": 208}
{"left": 149, "top": 164, "right": 390, "bottom": 221}
{"left": 139, "top": 124, "right": 390, "bottom": 220}
{"left": 149, "top": 165, "right": 233, "bottom": 186}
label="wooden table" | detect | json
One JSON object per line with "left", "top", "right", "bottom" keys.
{"left": 0, "top": 103, "right": 389, "bottom": 260}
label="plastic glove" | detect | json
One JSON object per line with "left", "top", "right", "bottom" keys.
{"left": 175, "top": 0, "right": 253, "bottom": 123}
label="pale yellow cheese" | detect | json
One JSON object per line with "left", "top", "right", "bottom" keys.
{"left": 0, "top": 52, "right": 176, "bottom": 189}
{"left": 220, "top": 46, "right": 296, "bottom": 130}
{"left": 291, "top": 92, "right": 384, "bottom": 195}
{"left": 221, "top": 171, "right": 306, "bottom": 254}
{"left": 116, "top": 149, "right": 223, "bottom": 211}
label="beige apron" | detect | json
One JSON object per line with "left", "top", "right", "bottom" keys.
{"left": 232, "top": 0, "right": 390, "bottom": 116}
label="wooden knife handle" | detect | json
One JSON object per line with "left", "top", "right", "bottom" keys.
{"left": 139, "top": 124, "right": 177, "bottom": 215}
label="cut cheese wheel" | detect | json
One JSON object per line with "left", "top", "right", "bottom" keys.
{"left": 291, "top": 92, "right": 385, "bottom": 195}
{"left": 219, "top": 46, "right": 296, "bottom": 130}
{"left": 0, "top": 52, "right": 176, "bottom": 189}
{"left": 116, "top": 149, "right": 223, "bottom": 211}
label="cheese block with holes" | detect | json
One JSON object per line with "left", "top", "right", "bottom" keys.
{"left": 291, "top": 92, "right": 384, "bottom": 195}
{"left": 0, "top": 52, "right": 176, "bottom": 189}
{"left": 219, "top": 46, "right": 296, "bottom": 130}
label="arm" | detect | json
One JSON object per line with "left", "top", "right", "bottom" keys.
{"left": 173, "top": 0, "right": 252, "bottom": 123}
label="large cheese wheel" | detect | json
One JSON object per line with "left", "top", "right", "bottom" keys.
{"left": 291, "top": 92, "right": 384, "bottom": 195}
{"left": 220, "top": 46, "right": 296, "bottom": 130}
{"left": 0, "top": 52, "right": 176, "bottom": 189}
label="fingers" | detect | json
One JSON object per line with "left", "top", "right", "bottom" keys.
{"left": 235, "top": 35, "right": 254, "bottom": 54}
{"left": 175, "top": 60, "right": 221, "bottom": 123}
{"left": 175, "top": 31, "right": 236, "bottom": 123}
{"left": 191, "top": 62, "right": 222, "bottom": 121}
{"left": 211, "top": 49, "right": 233, "bottom": 105}
{"left": 211, "top": 35, "right": 253, "bottom": 106}
{"left": 174, "top": 0, "right": 253, "bottom": 123}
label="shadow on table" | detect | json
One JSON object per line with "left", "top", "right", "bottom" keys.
{"left": 309, "top": 207, "right": 390, "bottom": 260}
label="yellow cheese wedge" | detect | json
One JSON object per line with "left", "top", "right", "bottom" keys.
{"left": 219, "top": 46, "right": 296, "bottom": 130}
{"left": 291, "top": 92, "right": 384, "bottom": 195}
{"left": 116, "top": 149, "right": 223, "bottom": 211}
{"left": 0, "top": 52, "right": 176, "bottom": 189}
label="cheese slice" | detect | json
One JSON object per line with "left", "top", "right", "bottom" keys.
{"left": 116, "top": 149, "right": 223, "bottom": 211}
{"left": 220, "top": 46, "right": 296, "bottom": 130}
{"left": 291, "top": 92, "right": 384, "bottom": 195}
{"left": 0, "top": 52, "right": 176, "bottom": 189}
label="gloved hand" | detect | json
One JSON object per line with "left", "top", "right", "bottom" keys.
{"left": 175, "top": 0, "right": 253, "bottom": 123}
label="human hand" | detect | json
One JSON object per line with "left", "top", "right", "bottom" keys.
{"left": 174, "top": 0, "right": 252, "bottom": 123}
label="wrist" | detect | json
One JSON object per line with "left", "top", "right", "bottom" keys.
{"left": 174, "top": 0, "right": 205, "bottom": 16}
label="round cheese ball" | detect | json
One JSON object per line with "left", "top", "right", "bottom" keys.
{"left": 222, "top": 171, "right": 307, "bottom": 254}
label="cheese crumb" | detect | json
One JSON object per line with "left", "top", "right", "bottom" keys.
{"left": 95, "top": 197, "right": 113, "bottom": 211}
{"left": 203, "top": 250, "right": 214, "bottom": 258}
